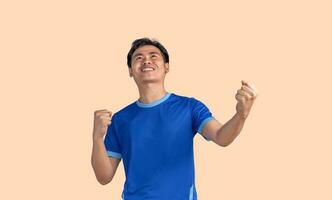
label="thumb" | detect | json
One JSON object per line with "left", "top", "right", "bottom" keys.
{"left": 241, "top": 80, "right": 248, "bottom": 86}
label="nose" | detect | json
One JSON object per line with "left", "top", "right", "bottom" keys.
{"left": 143, "top": 59, "right": 152, "bottom": 66}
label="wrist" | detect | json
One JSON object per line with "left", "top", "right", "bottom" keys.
{"left": 235, "top": 112, "right": 248, "bottom": 120}
{"left": 93, "top": 130, "right": 105, "bottom": 141}
{"left": 93, "top": 136, "right": 104, "bottom": 142}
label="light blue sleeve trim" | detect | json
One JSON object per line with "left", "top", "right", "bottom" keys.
{"left": 198, "top": 116, "right": 215, "bottom": 141}
{"left": 107, "top": 151, "right": 122, "bottom": 159}
{"left": 198, "top": 116, "right": 215, "bottom": 133}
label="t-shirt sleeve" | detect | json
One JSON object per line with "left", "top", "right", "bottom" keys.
{"left": 103, "top": 115, "right": 122, "bottom": 159}
{"left": 191, "top": 97, "right": 215, "bottom": 141}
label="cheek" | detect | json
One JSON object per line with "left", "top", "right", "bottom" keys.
{"left": 131, "top": 63, "right": 141, "bottom": 70}
{"left": 154, "top": 60, "right": 165, "bottom": 66}
{"left": 131, "top": 61, "right": 138, "bottom": 66}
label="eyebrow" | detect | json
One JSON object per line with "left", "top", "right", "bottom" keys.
{"left": 132, "top": 51, "right": 161, "bottom": 58}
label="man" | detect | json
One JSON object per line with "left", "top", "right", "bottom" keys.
{"left": 91, "top": 38, "right": 258, "bottom": 200}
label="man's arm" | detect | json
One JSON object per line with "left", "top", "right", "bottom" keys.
{"left": 201, "top": 114, "right": 246, "bottom": 147}
{"left": 91, "top": 138, "right": 121, "bottom": 185}
{"left": 201, "top": 80, "right": 258, "bottom": 147}
{"left": 91, "top": 109, "right": 121, "bottom": 185}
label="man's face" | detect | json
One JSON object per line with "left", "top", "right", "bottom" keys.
{"left": 129, "top": 45, "right": 169, "bottom": 84}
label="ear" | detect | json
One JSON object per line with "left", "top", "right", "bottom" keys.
{"left": 165, "top": 63, "right": 170, "bottom": 73}
{"left": 128, "top": 68, "right": 133, "bottom": 77}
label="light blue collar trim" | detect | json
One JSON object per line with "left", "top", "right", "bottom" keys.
{"left": 136, "top": 92, "right": 172, "bottom": 108}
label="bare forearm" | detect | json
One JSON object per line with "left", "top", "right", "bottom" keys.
{"left": 216, "top": 113, "right": 247, "bottom": 146}
{"left": 91, "top": 138, "right": 114, "bottom": 184}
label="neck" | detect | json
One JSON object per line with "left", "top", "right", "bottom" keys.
{"left": 137, "top": 83, "right": 168, "bottom": 104}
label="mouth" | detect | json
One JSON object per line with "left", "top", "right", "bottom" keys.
{"left": 141, "top": 66, "right": 155, "bottom": 72}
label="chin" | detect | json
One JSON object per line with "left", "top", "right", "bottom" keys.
{"left": 134, "top": 75, "right": 165, "bottom": 84}
{"left": 141, "top": 79, "right": 160, "bottom": 84}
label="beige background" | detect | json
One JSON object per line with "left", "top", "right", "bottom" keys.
{"left": 1, "top": 0, "right": 331, "bottom": 199}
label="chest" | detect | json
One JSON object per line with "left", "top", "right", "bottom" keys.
{"left": 119, "top": 107, "right": 194, "bottom": 155}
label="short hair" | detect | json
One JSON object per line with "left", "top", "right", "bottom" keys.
{"left": 127, "top": 38, "right": 169, "bottom": 68}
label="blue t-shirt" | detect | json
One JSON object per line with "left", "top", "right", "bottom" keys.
{"left": 104, "top": 92, "right": 214, "bottom": 200}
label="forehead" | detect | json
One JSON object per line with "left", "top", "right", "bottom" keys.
{"left": 132, "top": 45, "right": 162, "bottom": 57}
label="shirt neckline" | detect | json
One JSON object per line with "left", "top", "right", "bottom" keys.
{"left": 136, "top": 92, "right": 172, "bottom": 108}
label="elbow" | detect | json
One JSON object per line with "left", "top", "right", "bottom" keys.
{"left": 218, "top": 140, "right": 231, "bottom": 147}
{"left": 215, "top": 132, "right": 231, "bottom": 147}
{"left": 96, "top": 172, "right": 114, "bottom": 185}
{"left": 220, "top": 143, "right": 229, "bottom": 147}
{"left": 99, "top": 181, "right": 109, "bottom": 185}
{"left": 91, "top": 161, "right": 115, "bottom": 185}
{"left": 97, "top": 177, "right": 112, "bottom": 185}
{"left": 216, "top": 135, "right": 236, "bottom": 147}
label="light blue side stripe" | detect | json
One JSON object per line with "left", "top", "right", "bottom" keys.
{"left": 189, "top": 184, "right": 194, "bottom": 200}
{"left": 107, "top": 151, "right": 122, "bottom": 159}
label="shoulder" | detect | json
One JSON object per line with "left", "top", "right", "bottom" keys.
{"left": 170, "top": 93, "right": 195, "bottom": 102}
{"left": 168, "top": 93, "right": 209, "bottom": 113}
{"left": 178, "top": 93, "right": 205, "bottom": 104}
{"left": 111, "top": 102, "right": 136, "bottom": 122}
{"left": 170, "top": 93, "right": 206, "bottom": 105}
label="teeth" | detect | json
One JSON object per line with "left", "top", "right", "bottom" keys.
{"left": 142, "top": 68, "right": 154, "bottom": 72}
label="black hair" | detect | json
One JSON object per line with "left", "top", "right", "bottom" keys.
{"left": 127, "top": 37, "right": 169, "bottom": 68}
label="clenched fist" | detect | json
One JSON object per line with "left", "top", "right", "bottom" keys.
{"left": 235, "top": 80, "right": 258, "bottom": 119}
{"left": 93, "top": 109, "right": 112, "bottom": 140}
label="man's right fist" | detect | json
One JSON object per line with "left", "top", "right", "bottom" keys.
{"left": 93, "top": 109, "right": 112, "bottom": 140}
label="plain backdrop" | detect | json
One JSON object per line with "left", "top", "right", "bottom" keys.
{"left": 1, "top": 0, "right": 331, "bottom": 199}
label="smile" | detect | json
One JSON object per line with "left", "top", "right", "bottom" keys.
{"left": 141, "top": 67, "right": 155, "bottom": 72}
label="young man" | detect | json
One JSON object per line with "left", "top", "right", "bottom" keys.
{"left": 91, "top": 38, "right": 258, "bottom": 200}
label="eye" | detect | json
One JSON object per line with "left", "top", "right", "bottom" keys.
{"left": 136, "top": 56, "right": 142, "bottom": 60}
{"left": 151, "top": 54, "right": 157, "bottom": 58}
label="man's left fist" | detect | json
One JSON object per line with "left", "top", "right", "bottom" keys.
{"left": 235, "top": 80, "right": 258, "bottom": 119}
